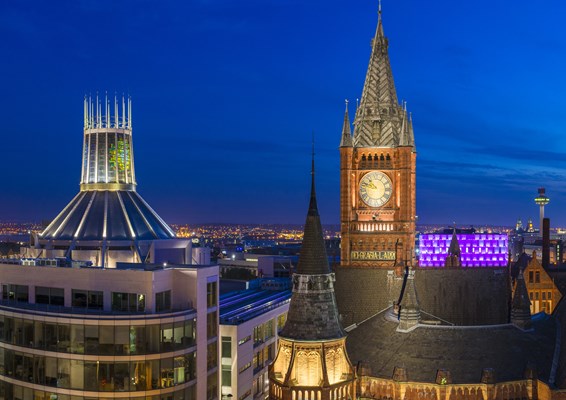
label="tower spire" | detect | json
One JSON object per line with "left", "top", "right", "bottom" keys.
{"left": 353, "top": 2, "right": 413, "bottom": 149}
{"left": 270, "top": 142, "right": 355, "bottom": 400}
{"left": 340, "top": 100, "right": 353, "bottom": 147}
{"left": 309, "top": 131, "right": 317, "bottom": 215}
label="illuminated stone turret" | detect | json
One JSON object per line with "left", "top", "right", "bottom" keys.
{"left": 269, "top": 150, "right": 356, "bottom": 400}
{"left": 34, "top": 95, "right": 175, "bottom": 267}
{"left": 534, "top": 188, "right": 550, "bottom": 233}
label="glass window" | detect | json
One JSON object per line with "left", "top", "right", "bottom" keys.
{"left": 36, "top": 286, "right": 64, "bottom": 306}
{"left": 221, "top": 336, "right": 231, "bottom": 359}
{"left": 72, "top": 290, "right": 87, "bottom": 308}
{"left": 69, "top": 360, "right": 84, "bottom": 390}
{"left": 161, "top": 358, "right": 174, "bottom": 388}
{"left": 183, "top": 318, "right": 196, "bottom": 347}
{"left": 173, "top": 321, "right": 184, "bottom": 350}
{"left": 99, "top": 326, "right": 115, "bottom": 355}
{"left": 72, "top": 290, "right": 103, "bottom": 309}
{"left": 207, "top": 281, "right": 217, "bottom": 308}
{"left": 130, "top": 325, "right": 147, "bottom": 355}
{"left": 207, "top": 341, "right": 218, "bottom": 370}
{"left": 84, "top": 325, "right": 99, "bottom": 354}
{"left": 161, "top": 323, "right": 174, "bottom": 352}
{"left": 58, "top": 324, "right": 71, "bottom": 352}
{"left": 156, "top": 290, "right": 171, "bottom": 312}
{"left": 147, "top": 324, "right": 160, "bottom": 354}
{"left": 70, "top": 324, "right": 84, "bottom": 354}
{"left": 207, "top": 311, "right": 217, "bottom": 339}
{"left": 112, "top": 292, "right": 145, "bottom": 312}
{"left": 115, "top": 325, "right": 130, "bottom": 355}
{"left": 207, "top": 371, "right": 218, "bottom": 400}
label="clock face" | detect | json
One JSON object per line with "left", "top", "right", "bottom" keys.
{"left": 359, "top": 171, "right": 393, "bottom": 207}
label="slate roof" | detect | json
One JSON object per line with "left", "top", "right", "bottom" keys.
{"left": 346, "top": 310, "right": 557, "bottom": 384}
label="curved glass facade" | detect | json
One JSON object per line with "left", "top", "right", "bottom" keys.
{"left": 0, "top": 380, "right": 196, "bottom": 400}
{"left": 0, "top": 311, "right": 198, "bottom": 398}
{"left": 0, "top": 315, "right": 196, "bottom": 355}
{"left": 0, "top": 347, "right": 195, "bottom": 391}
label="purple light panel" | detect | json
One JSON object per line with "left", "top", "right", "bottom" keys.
{"left": 419, "top": 234, "right": 508, "bottom": 267}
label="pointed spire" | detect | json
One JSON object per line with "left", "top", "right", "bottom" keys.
{"left": 308, "top": 132, "right": 318, "bottom": 216}
{"left": 408, "top": 112, "right": 416, "bottom": 148}
{"left": 340, "top": 100, "right": 353, "bottom": 147}
{"left": 278, "top": 143, "right": 345, "bottom": 341}
{"left": 298, "top": 138, "right": 330, "bottom": 275}
{"left": 448, "top": 228, "right": 461, "bottom": 257}
{"left": 511, "top": 270, "right": 532, "bottom": 330}
{"left": 398, "top": 101, "right": 408, "bottom": 146}
{"left": 397, "top": 268, "right": 421, "bottom": 332}
{"left": 353, "top": 3, "right": 414, "bottom": 150}
{"left": 445, "top": 228, "right": 461, "bottom": 268}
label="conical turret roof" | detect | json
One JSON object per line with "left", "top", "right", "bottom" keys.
{"left": 279, "top": 152, "right": 345, "bottom": 341}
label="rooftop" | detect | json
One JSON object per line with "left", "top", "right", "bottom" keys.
{"left": 346, "top": 309, "right": 557, "bottom": 384}
{"left": 219, "top": 281, "right": 291, "bottom": 325}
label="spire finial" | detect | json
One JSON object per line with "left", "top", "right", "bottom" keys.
{"left": 379, "top": 0, "right": 382, "bottom": 16}
{"left": 308, "top": 131, "right": 318, "bottom": 217}
{"left": 311, "top": 130, "right": 315, "bottom": 177}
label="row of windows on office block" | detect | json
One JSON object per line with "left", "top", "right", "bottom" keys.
{"left": 1, "top": 284, "right": 169, "bottom": 313}
{"left": 253, "top": 320, "right": 274, "bottom": 347}
{"left": 0, "top": 316, "right": 196, "bottom": 355}
{"left": 221, "top": 337, "right": 274, "bottom": 388}
{"left": 0, "top": 380, "right": 197, "bottom": 400}
{"left": 0, "top": 347, "right": 196, "bottom": 392}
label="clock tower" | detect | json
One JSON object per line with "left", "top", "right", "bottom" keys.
{"left": 339, "top": 5, "right": 416, "bottom": 269}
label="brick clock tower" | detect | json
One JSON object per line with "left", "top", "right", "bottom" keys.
{"left": 339, "top": 6, "right": 416, "bottom": 270}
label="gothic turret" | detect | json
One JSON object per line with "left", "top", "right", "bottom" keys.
{"left": 340, "top": 100, "right": 353, "bottom": 147}
{"left": 511, "top": 270, "right": 532, "bottom": 330}
{"left": 337, "top": 3, "right": 417, "bottom": 325}
{"left": 445, "top": 229, "right": 462, "bottom": 268}
{"left": 269, "top": 150, "right": 356, "bottom": 400}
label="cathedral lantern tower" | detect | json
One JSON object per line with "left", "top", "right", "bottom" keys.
{"left": 35, "top": 95, "right": 176, "bottom": 267}
{"left": 269, "top": 155, "right": 356, "bottom": 400}
{"left": 340, "top": 4, "right": 416, "bottom": 269}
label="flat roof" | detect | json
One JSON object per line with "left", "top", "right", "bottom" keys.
{"left": 219, "top": 288, "right": 291, "bottom": 325}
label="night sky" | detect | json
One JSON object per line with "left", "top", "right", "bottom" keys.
{"left": 1, "top": 0, "right": 565, "bottom": 227}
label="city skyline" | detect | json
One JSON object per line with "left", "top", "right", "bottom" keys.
{"left": 1, "top": 0, "right": 565, "bottom": 226}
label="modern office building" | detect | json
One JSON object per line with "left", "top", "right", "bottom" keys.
{"left": 0, "top": 260, "right": 219, "bottom": 400}
{"left": 219, "top": 279, "right": 290, "bottom": 400}
{"left": 25, "top": 96, "right": 179, "bottom": 268}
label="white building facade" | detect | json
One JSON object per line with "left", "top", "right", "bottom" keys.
{"left": 219, "top": 280, "right": 290, "bottom": 400}
{"left": 0, "top": 261, "right": 219, "bottom": 400}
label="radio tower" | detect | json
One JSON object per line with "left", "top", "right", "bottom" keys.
{"left": 534, "top": 188, "right": 550, "bottom": 233}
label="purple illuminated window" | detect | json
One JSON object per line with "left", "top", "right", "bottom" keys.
{"left": 418, "top": 234, "right": 508, "bottom": 267}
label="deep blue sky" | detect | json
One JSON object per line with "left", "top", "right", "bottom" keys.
{"left": 1, "top": 0, "right": 565, "bottom": 227}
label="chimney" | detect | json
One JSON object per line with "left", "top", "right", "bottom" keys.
{"left": 542, "top": 218, "right": 550, "bottom": 268}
